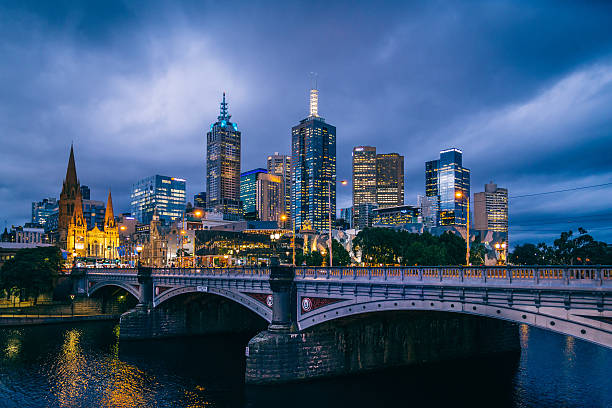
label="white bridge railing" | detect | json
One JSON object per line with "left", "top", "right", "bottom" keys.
{"left": 82, "top": 267, "right": 270, "bottom": 278}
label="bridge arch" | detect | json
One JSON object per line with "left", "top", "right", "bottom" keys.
{"left": 88, "top": 280, "right": 140, "bottom": 300}
{"left": 154, "top": 286, "right": 272, "bottom": 323}
{"left": 297, "top": 299, "right": 612, "bottom": 349}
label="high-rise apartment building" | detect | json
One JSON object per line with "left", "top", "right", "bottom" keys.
{"left": 31, "top": 198, "right": 58, "bottom": 229}
{"left": 376, "top": 153, "right": 404, "bottom": 208}
{"left": 291, "top": 86, "right": 336, "bottom": 232}
{"left": 267, "top": 153, "right": 291, "bottom": 220}
{"left": 352, "top": 146, "right": 377, "bottom": 229}
{"left": 474, "top": 181, "right": 508, "bottom": 240}
{"left": 425, "top": 148, "right": 470, "bottom": 226}
{"left": 131, "top": 175, "right": 186, "bottom": 224}
{"left": 206, "top": 93, "right": 242, "bottom": 218}
{"left": 240, "top": 168, "right": 283, "bottom": 222}
{"left": 193, "top": 192, "right": 207, "bottom": 208}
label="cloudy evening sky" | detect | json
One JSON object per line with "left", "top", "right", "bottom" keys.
{"left": 1, "top": 0, "right": 612, "bottom": 245}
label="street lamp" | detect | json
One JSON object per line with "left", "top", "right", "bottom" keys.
{"left": 494, "top": 242, "right": 507, "bottom": 265}
{"left": 455, "top": 191, "right": 470, "bottom": 266}
{"left": 69, "top": 293, "right": 75, "bottom": 317}
{"left": 136, "top": 245, "right": 143, "bottom": 268}
{"left": 328, "top": 179, "right": 348, "bottom": 267}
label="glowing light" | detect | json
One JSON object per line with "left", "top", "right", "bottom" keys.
{"left": 136, "top": 245, "right": 143, "bottom": 253}
{"left": 120, "top": 226, "right": 127, "bottom": 231}
{"left": 455, "top": 191, "right": 463, "bottom": 199}
{"left": 309, "top": 88, "right": 319, "bottom": 117}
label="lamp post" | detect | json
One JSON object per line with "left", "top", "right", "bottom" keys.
{"left": 327, "top": 180, "right": 348, "bottom": 267}
{"left": 494, "top": 242, "right": 507, "bottom": 265}
{"left": 455, "top": 191, "right": 470, "bottom": 266}
{"left": 69, "top": 293, "right": 75, "bottom": 317}
{"left": 136, "top": 245, "right": 143, "bottom": 268}
{"left": 279, "top": 214, "right": 291, "bottom": 265}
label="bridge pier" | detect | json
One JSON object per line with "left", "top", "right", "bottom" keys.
{"left": 119, "top": 265, "right": 155, "bottom": 339}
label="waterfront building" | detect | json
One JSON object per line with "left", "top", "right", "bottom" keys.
{"left": 31, "top": 198, "right": 58, "bottom": 229}
{"left": 194, "top": 192, "right": 207, "bottom": 208}
{"left": 291, "top": 86, "right": 336, "bottom": 232}
{"left": 206, "top": 93, "right": 242, "bottom": 218}
{"left": 354, "top": 202, "right": 378, "bottom": 230}
{"left": 352, "top": 146, "right": 377, "bottom": 229}
{"left": 372, "top": 204, "right": 420, "bottom": 227}
{"left": 240, "top": 168, "right": 283, "bottom": 222}
{"left": 130, "top": 175, "right": 186, "bottom": 225}
{"left": 425, "top": 148, "right": 470, "bottom": 226}
{"left": 267, "top": 152, "right": 291, "bottom": 221}
{"left": 376, "top": 153, "right": 404, "bottom": 208}
{"left": 473, "top": 181, "right": 508, "bottom": 242}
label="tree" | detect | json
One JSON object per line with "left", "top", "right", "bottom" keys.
{"left": 331, "top": 240, "right": 351, "bottom": 266}
{"left": 0, "top": 246, "right": 61, "bottom": 303}
{"left": 469, "top": 242, "right": 486, "bottom": 265}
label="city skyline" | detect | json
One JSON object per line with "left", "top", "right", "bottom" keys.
{"left": 1, "top": 1, "right": 612, "bottom": 244}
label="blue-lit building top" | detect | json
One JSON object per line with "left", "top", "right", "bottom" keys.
{"left": 425, "top": 148, "right": 470, "bottom": 227}
{"left": 291, "top": 88, "right": 336, "bottom": 232}
{"left": 31, "top": 197, "right": 59, "bottom": 230}
{"left": 240, "top": 168, "right": 268, "bottom": 216}
{"left": 131, "top": 175, "right": 186, "bottom": 224}
{"left": 206, "top": 93, "right": 242, "bottom": 218}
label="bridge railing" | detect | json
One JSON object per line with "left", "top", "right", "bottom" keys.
{"left": 152, "top": 267, "right": 270, "bottom": 277}
{"left": 294, "top": 266, "right": 612, "bottom": 287}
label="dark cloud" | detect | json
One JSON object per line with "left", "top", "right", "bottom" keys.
{"left": 1, "top": 0, "right": 611, "bottom": 245}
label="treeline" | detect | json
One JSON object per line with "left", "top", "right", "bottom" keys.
{"left": 0, "top": 246, "right": 62, "bottom": 303}
{"left": 510, "top": 228, "right": 611, "bottom": 265}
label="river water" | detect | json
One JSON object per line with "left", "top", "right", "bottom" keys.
{"left": 0, "top": 322, "right": 610, "bottom": 408}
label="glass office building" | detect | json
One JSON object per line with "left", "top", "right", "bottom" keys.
{"left": 376, "top": 153, "right": 404, "bottom": 208}
{"left": 131, "top": 175, "right": 186, "bottom": 224}
{"left": 31, "top": 198, "right": 59, "bottom": 229}
{"left": 291, "top": 87, "right": 336, "bottom": 232}
{"left": 352, "top": 146, "right": 377, "bottom": 228}
{"left": 240, "top": 168, "right": 283, "bottom": 222}
{"left": 267, "top": 153, "right": 291, "bottom": 221}
{"left": 206, "top": 93, "right": 242, "bottom": 218}
{"left": 474, "top": 181, "right": 508, "bottom": 241}
{"left": 425, "top": 148, "right": 470, "bottom": 226}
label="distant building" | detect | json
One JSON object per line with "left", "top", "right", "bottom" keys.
{"left": 376, "top": 153, "right": 404, "bottom": 208}
{"left": 291, "top": 85, "right": 336, "bottom": 232}
{"left": 82, "top": 199, "right": 105, "bottom": 230}
{"left": 206, "top": 93, "right": 242, "bottom": 218}
{"left": 354, "top": 202, "right": 378, "bottom": 230}
{"left": 31, "top": 198, "right": 59, "bottom": 229}
{"left": 267, "top": 153, "right": 291, "bottom": 222}
{"left": 417, "top": 195, "right": 438, "bottom": 228}
{"left": 473, "top": 181, "right": 508, "bottom": 242}
{"left": 352, "top": 146, "right": 377, "bottom": 229}
{"left": 240, "top": 168, "right": 283, "bottom": 222}
{"left": 80, "top": 185, "right": 91, "bottom": 200}
{"left": 425, "top": 148, "right": 470, "bottom": 227}
{"left": 372, "top": 205, "right": 420, "bottom": 227}
{"left": 194, "top": 192, "right": 207, "bottom": 208}
{"left": 131, "top": 175, "right": 186, "bottom": 224}
{"left": 340, "top": 207, "right": 353, "bottom": 229}
{"left": 13, "top": 225, "right": 45, "bottom": 244}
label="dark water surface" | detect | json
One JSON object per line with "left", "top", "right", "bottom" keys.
{"left": 0, "top": 322, "right": 610, "bottom": 407}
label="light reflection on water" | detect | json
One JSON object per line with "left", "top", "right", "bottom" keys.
{"left": 0, "top": 322, "right": 609, "bottom": 408}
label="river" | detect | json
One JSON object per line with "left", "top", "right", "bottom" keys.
{"left": 0, "top": 322, "right": 610, "bottom": 407}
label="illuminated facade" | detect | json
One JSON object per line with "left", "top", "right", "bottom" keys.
{"left": 352, "top": 146, "right": 377, "bottom": 229}
{"left": 206, "top": 93, "right": 242, "bottom": 218}
{"left": 372, "top": 205, "right": 420, "bottom": 227}
{"left": 240, "top": 169, "right": 283, "bottom": 222}
{"left": 376, "top": 153, "right": 404, "bottom": 208}
{"left": 473, "top": 182, "right": 508, "bottom": 241}
{"left": 267, "top": 152, "right": 291, "bottom": 220}
{"left": 291, "top": 86, "right": 336, "bottom": 232}
{"left": 425, "top": 148, "right": 470, "bottom": 226}
{"left": 58, "top": 145, "right": 119, "bottom": 258}
{"left": 31, "top": 198, "right": 58, "bottom": 229}
{"left": 131, "top": 175, "right": 186, "bottom": 224}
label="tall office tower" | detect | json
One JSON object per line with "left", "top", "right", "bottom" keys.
{"left": 131, "top": 175, "right": 186, "bottom": 224}
{"left": 267, "top": 152, "right": 291, "bottom": 220}
{"left": 206, "top": 93, "right": 242, "bottom": 218}
{"left": 31, "top": 198, "right": 58, "bottom": 228}
{"left": 291, "top": 85, "right": 336, "bottom": 232}
{"left": 193, "top": 192, "right": 207, "bottom": 208}
{"left": 80, "top": 185, "right": 91, "bottom": 200}
{"left": 425, "top": 148, "right": 470, "bottom": 226}
{"left": 355, "top": 202, "right": 378, "bottom": 230}
{"left": 376, "top": 153, "right": 404, "bottom": 208}
{"left": 473, "top": 181, "right": 508, "bottom": 240}
{"left": 240, "top": 168, "right": 283, "bottom": 222}
{"left": 352, "top": 146, "right": 377, "bottom": 229}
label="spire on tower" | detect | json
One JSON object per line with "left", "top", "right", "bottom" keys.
{"left": 104, "top": 189, "right": 116, "bottom": 229}
{"left": 218, "top": 92, "right": 231, "bottom": 121}
{"left": 309, "top": 72, "right": 319, "bottom": 117}
{"left": 65, "top": 143, "right": 79, "bottom": 186}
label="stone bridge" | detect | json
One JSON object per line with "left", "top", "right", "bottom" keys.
{"left": 71, "top": 264, "right": 612, "bottom": 384}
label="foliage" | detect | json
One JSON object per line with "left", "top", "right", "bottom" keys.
{"left": 330, "top": 239, "right": 351, "bottom": 266}
{"left": 295, "top": 250, "right": 324, "bottom": 266}
{"left": 469, "top": 242, "right": 486, "bottom": 265}
{"left": 509, "top": 228, "right": 612, "bottom": 265}
{"left": 353, "top": 228, "right": 468, "bottom": 266}
{"left": 0, "top": 246, "right": 62, "bottom": 302}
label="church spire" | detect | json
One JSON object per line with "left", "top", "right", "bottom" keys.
{"left": 218, "top": 92, "right": 231, "bottom": 121}
{"left": 104, "top": 190, "right": 116, "bottom": 229}
{"left": 65, "top": 143, "right": 79, "bottom": 187}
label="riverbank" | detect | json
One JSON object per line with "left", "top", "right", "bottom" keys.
{"left": 0, "top": 313, "right": 119, "bottom": 327}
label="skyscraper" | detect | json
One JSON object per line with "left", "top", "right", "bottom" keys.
{"left": 376, "top": 153, "right": 404, "bottom": 208}
{"left": 267, "top": 152, "right": 291, "bottom": 221}
{"left": 206, "top": 93, "right": 242, "bottom": 218}
{"left": 474, "top": 181, "right": 508, "bottom": 240}
{"left": 425, "top": 148, "right": 470, "bottom": 226}
{"left": 352, "top": 146, "right": 377, "bottom": 229}
{"left": 240, "top": 168, "right": 283, "bottom": 222}
{"left": 291, "top": 86, "right": 336, "bottom": 232}
{"left": 193, "top": 192, "right": 207, "bottom": 208}
{"left": 131, "top": 175, "right": 186, "bottom": 224}
{"left": 31, "top": 198, "right": 58, "bottom": 228}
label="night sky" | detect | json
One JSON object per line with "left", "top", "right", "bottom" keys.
{"left": 1, "top": 0, "right": 612, "bottom": 245}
